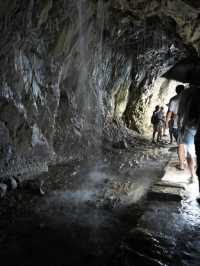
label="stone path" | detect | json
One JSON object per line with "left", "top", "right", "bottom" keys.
{"left": 149, "top": 152, "right": 199, "bottom": 201}
{"left": 123, "top": 148, "right": 200, "bottom": 266}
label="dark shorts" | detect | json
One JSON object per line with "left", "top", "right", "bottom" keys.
{"left": 169, "top": 127, "right": 173, "bottom": 135}
{"left": 153, "top": 121, "right": 163, "bottom": 131}
{"left": 153, "top": 123, "right": 159, "bottom": 131}
{"left": 172, "top": 128, "right": 178, "bottom": 141}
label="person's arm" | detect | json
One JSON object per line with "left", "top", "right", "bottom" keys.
{"left": 165, "top": 111, "right": 172, "bottom": 129}
{"left": 165, "top": 100, "right": 175, "bottom": 129}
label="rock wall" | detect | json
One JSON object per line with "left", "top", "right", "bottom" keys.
{"left": 0, "top": 0, "right": 135, "bottom": 171}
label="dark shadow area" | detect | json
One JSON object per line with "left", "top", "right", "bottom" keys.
{"left": 0, "top": 188, "right": 145, "bottom": 266}
{"left": 162, "top": 57, "right": 200, "bottom": 84}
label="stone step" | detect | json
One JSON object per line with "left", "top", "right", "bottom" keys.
{"left": 155, "top": 180, "right": 186, "bottom": 190}
{"left": 148, "top": 155, "right": 196, "bottom": 201}
{"left": 148, "top": 185, "right": 184, "bottom": 201}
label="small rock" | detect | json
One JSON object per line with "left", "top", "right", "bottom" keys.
{"left": 113, "top": 140, "right": 128, "bottom": 149}
{"left": 3, "top": 177, "right": 18, "bottom": 191}
{"left": 39, "top": 223, "right": 45, "bottom": 229}
{"left": 39, "top": 180, "right": 45, "bottom": 195}
{"left": 128, "top": 161, "right": 133, "bottom": 167}
{"left": 119, "top": 163, "right": 125, "bottom": 169}
{"left": 0, "top": 183, "right": 7, "bottom": 198}
{"left": 71, "top": 171, "right": 77, "bottom": 176}
{"left": 133, "top": 159, "right": 139, "bottom": 165}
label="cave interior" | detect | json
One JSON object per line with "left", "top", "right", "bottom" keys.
{"left": 0, "top": 1, "right": 200, "bottom": 266}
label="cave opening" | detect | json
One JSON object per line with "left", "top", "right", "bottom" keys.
{"left": 1, "top": 1, "right": 200, "bottom": 266}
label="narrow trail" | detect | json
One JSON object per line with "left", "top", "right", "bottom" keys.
{"left": 121, "top": 145, "right": 200, "bottom": 266}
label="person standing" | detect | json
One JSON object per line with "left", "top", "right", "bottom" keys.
{"left": 151, "top": 105, "right": 160, "bottom": 143}
{"left": 178, "top": 85, "right": 198, "bottom": 185}
{"left": 165, "top": 84, "right": 185, "bottom": 169}
{"left": 158, "top": 106, "right": 166, "bottom": 141}
{"left": 168, "top": 117, "right": 175, "bottom": 144}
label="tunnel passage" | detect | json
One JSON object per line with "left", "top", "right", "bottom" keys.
{"left": 0, "top": 1, "right": 200, "bottom": 266}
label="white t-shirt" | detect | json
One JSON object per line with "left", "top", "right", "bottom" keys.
{"left": 168, "top": 95, "right": 180, "bottom": 128}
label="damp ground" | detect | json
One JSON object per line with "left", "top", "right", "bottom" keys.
{"left": 0, "top": 137, "right": 200, "bottom": 266}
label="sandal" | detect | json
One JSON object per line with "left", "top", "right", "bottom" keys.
{"left": 175, "top": 165, "right": 184, "bottom": 170}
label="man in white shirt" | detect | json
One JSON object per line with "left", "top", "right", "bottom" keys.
{"left": 166, "top": 84, "right": 185, "bottom": 169}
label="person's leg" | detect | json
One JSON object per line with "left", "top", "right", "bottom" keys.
{"left": 152, "top": 128, "right": 156, "bottom": 143}
{"left": 172, "top": 128, "right": 178, "bottom": 142}
{"left": 195, "top": 129, "right": 200, "bottom": 203}
{"left": 160, "top": 127, "right": 163, "bottom": 140}
{"left": 172, "top": 128, "right": 184, "bottom": 169}
{"left": 178, "top": 144, "right": 185, "bottom": 170}
{"left": 157, "top": 128, "right": 162, "bottom": 142}
{"left": 187, "top": 155, "right": 195, "bottom": 180}
{"left": 169, "top": 129, "right": 173, "bottom": 143}
{"left": 160, "top": 122, "right": 164, "bottom": 138}
{"left": 186, "top": 144, "right": 197, "bottom": 182}
{"left": 153, "top": 124, "right": 159, "bottom": 143}
{"left": 163, "top": 123, "right": 167, "bottom": 136}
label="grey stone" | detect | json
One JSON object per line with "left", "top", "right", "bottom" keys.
{"left": 148, "top": 185, "right": 184, "bottom": 201}
{"left": 0, "top": 183, "right": 7, "bottom": 198}
{"left": 3, "top": 177, "right": 18, "bottom": 191}
{"left": 155, "top": 181, "right": 186, "bottom": 190}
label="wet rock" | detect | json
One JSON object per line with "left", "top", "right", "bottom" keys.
{"left": 148, "top": 185, "right": 184, "bottom": 201}
{"left": 155, "top": 180, "right": 186, "bottom": 190}
{"left": 71, "top": 171, "right": 78, "bottom": 176}
{"left": 0, "top": 183, "right": 7, "bottom": 198}
{"left": 119, "top": 163, "right": 125, "bottom": 169}
{"left": 122, "top": 227, "right": 168, "bottom": 266}
{"left": 22, "top": 179, "right": 46, "bottom": 196}
{"left": 39, "top": 180, "right": 46, "bottom": 195}
{"left": 112, "top": 139, "right": 128, "bottom": 149}
{"left": 128, "top": 161, "right": 133, "bottom": 167}
{"left": 3, "top": 177, "right": 18, "bottom": 191}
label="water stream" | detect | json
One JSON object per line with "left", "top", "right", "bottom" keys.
{"left": 76, "top": 0, "right": 104, "bottom": 136}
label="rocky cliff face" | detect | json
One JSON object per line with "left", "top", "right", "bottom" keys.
{"left": 0, "top": 0, "right": 199, "bottom": 178}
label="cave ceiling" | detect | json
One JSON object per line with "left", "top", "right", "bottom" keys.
{"left": 0, "top": 0, "right": 199, "bottom": 55}
{"left": 109, "top": 0, "right": 200, "bottom": 54}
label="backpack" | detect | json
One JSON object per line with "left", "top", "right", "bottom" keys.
{"left": 151, "top": 111, "right": 159, "bottom": 124}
